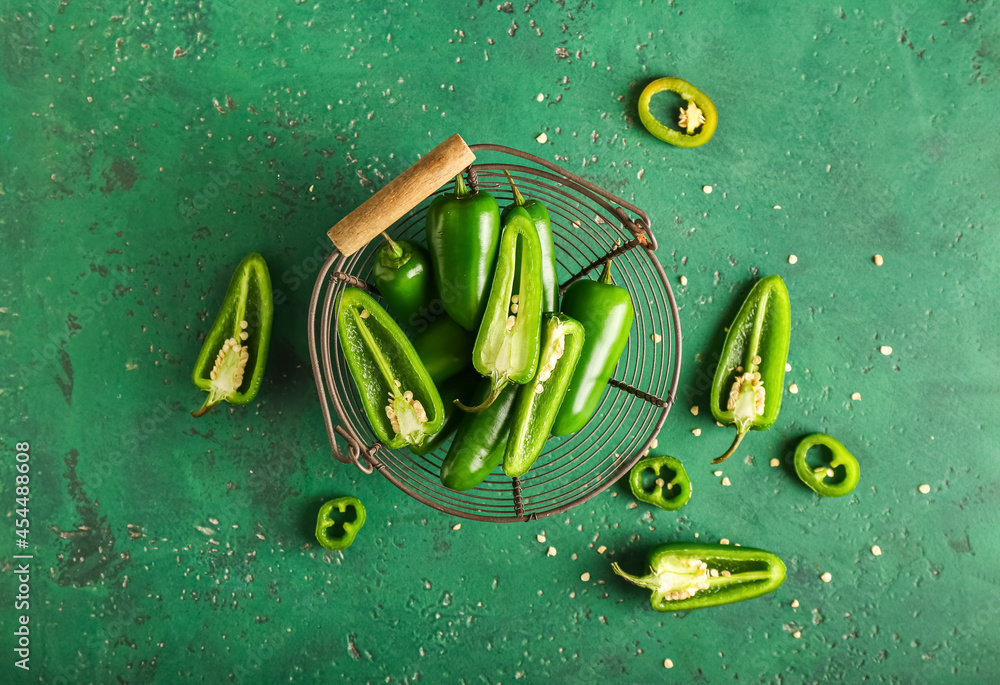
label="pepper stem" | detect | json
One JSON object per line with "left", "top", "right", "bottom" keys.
{"left": 712, "top": 428, "right": 747, "bottom": 465}
{"left": 599, "top": 259, "right": 613, "bottom": 285}
{"left": 381, "top": 231, "right": 403, "bottom": 259}
{"left": 454, "top": 172, "right": 470, "bottom": 198}
{"left": 191, "top": 396, "right": 219, "bottom": 418}
{"left": 454, "top": 378, "right": 506, "bottom": 413}
{"left": 503, "top": 170, "right": 526, "bottom": 206}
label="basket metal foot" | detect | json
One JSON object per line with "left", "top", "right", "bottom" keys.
{"left": 512, "top": 477, "right": 525, "bottom": 518}
{"left": 560, "top": 237, "right": 648, "bottom": 293}
{"left": 608, "top": 378, "right": 672, "bottom": 408}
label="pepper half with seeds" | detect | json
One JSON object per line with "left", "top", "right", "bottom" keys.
{"left": 191, "top": 253, "right": 273, "bottom": 417}
{"left": 503, "top": 313, "right": 585, "bottom": 478}
{"left": 709, "top": 275, "right": 791, "bottom": 464}
{"left": 337, "top": 287, "right": 444, "bottom": 448}
{"left": 612, "top": 542, "right": 786, "bottom": 612}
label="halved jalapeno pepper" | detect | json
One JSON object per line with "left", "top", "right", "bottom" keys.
{"left": 638, "top": 77, "right": 718, "bottom": 148}
{"left": 337, "top": 288, "right": 444, "bottom": 449}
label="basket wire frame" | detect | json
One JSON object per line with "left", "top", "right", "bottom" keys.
{"left": 308, "top": 144, "right": 682, "bottom": 522}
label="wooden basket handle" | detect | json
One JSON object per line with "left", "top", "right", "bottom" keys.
{"left": 326, "top": 134, "right": 476, "bottom": 256}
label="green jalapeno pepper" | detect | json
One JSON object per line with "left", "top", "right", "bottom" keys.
{"left": 411, "top": 315, "right": 475, "bottom": 384}
{"left": 638, "top": 77, "right": 718, "bottom": 148}
{"left": 710, "top": 275, "right": 791, "bottom": 464}
{"left": 501, "top": 172, "right": 558, "bottom": 312}
{"left": 612, "top": 542, "right": 786, "bottom": 612}
{"left": 551, "top": 259, "right": 634, "bottom": 436}
{"left": 337, "top": 288, "right": 444, "bottom": 448}
{"left": 371, "top": 234, "right": 438, "bottom": 329}
{"left": 315, "top": 496, "right": 366, "bottom": 551}
{"left": 456, "top": 207, "right": 544, "bottom": 413}
{"left": 191, "top": 252, "right": 274, "bottom": 417}
{"left": 504, "top": 313, "right": 585, "bottom": 478}
{"left": 440, "top": 382, "right": 519, "bottom": 491}
{"left": 629, "top": 455, "right": 691, "bottom": 511}
{"left": 426, "top": 173, "right": 501, "bottom": 331}
{"left": 794, "top": 433, "right": 860, "bottom": 497}
{"left": 408, "top": 370, "right": 478, "bottom": 457}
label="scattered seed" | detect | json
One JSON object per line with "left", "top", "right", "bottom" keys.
{"left": 679, "top": 275, "right": 688, "bottom": 286}
{"left": 547, "top": 546, "right": 557, "bottom": 557}
{"left": 873, "top": 254, "right": 884, "bottom": 266}
{"left": 536, "top": 132, "right": 548, "bottom": 144}
{"left": 650, "top": 438, "right": 658, "bottom": 449}
{"left": 580, "top": 572, "right": 591, "bottom": 582}
{"left": 537, "top": 533, "right": 546, "bottom": 543}
{"left": 690, "top": 406, "right": 699, "bottom": 416}
{"left": 785, "top": 362, "right": 792, "bottom": 372}
{"left": 239, "top": 320, "right": 248, "bottom": 329}
{"left": 791, "top": 599, "right": 800, "bottom": 608}
{"left": 597, "top": 545, "right": 607, "bottom": 554}
{"left": 821, "top": 572, "right": 832, "bottom": 583}
{"left": 880, "top": 345, "right": 893, "bottom": 356}
{"left": 788, "top": 383, "right": 799, "bottom": 394}
{"left": 360, "top": 309, "right": 370, "bottom": 319}
{"left": 793, "top": 630, "right": 802, "bottom": 639}
{"left": 918, "top": 484, "right": 931, "bottom": 494}
{"left": 713, "top": 470, "right": 723, "bottom": 477}
{"left": 722, "top": 477, "right": 732, "bottom": 487}
{"left": 512, "top": 294, "right": 520, "bottom": 304}
{"left": 770, "top": 458, "right": 780, "bottom": 467}
{"left": 871, "top": 545, "right": 882, "bottom": 556}
{"left": 452, "top": 523, "right": 461, "bottom": 530}
{"left": 851, "top": 392, "right": 861, "bottom": 400}
{"left": 664, "top": 658, "right": 674, "bottom": 668}
{"left": 788, "top": 254, "right": 798, "bottom": 264}
{"left": 702, "top": 185, "right": 713, "bottom": 194}
{"left": 691, "top": 428, "right": 702, "bottom": 437}
{"left": 720, "top": 538, "right": 730, "bottom": 545}
{"left": 651, "top": 333, "right": 662, "bottom": 343}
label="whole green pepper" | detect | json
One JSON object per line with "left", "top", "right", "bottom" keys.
{"left": 410, "top": 315, "right": 475, "bottom": 384}
{"left": 629, "top": 455, "right": 691, "bottom": 511}
{"left": 439, "top": 382, "right": 519, "bottom": 491}
{"left": 191, "top": 252, "right": 273, "bottom": 417}
{"left": 500, "top": 171, "right": 558, "bottom": 312}
{"left": 456, "top": 207, "right": 544, "bottom": 413}
{"left": 612, "top": 542, "right": 786, "bottom": 612}
{"left": 315, "top": 496, "right": 366, "bottom": 551}
{"left": 408, "top": 370, "right": 478, "bottom": 457}
{"left": 371, "top": 234, "right": 437, "bottom": 329}
{"left": 504, "top": 313, "right": 585, "bottom": 478}
{"left": 337, "top": 288, "right": 444, "bottom": 448}
{"left": 794, "top": 433, "right": 860, "bottom": 497}
{"left": 551, "top": 260, "right": 634, "bottom": 436}
{"left": 710, "top": 275, "right": 790, "bottom": 464}
{"left": 426, "top": 173, "right": 501, "bottom": 331}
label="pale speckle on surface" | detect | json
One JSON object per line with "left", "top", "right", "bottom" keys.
{"left": 871, "top": 545, "right": 882, "bottom": 556}
{"left": 789, "top": 383, "right": 799, "bottom": 394}
{"left": 918, "top": 484, "right": 931, "bottom": 494}
{"left": 880, "top": 345, "right": 893, "bottom": 356}
{"left": 691, "top": 428, "right": 702, "bottom": 437}
{"left": 821, "top": 572, "right": 832, "bottom": 583}
{"left": 787, "top": 254, "right": 798, "bottom": 264}
{"left": 851, "top": 392, "right": 861, "bottom": 400}
{"left": 770, "top": 458, "right": 781, "bottom": 467}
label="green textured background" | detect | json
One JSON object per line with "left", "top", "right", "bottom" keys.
{"left": 2, "top": 0, "right": 998, "bottom": 682}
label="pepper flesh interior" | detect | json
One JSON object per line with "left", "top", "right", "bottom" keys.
{"left": 193, "top": 335, "right": 249, "bottom": 417}
{"left": 678, "top": 100, "right": 706, "bottom": 135}
{"left": 612, "top": 555, "right": 775, "bottom": 604}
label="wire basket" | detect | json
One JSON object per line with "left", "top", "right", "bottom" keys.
{"left": 308, "top": 138, "right": 681, "bottom": 522}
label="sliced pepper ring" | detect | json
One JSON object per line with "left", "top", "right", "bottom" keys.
{"left": 628, "top": 456, "right": 691, "bottom": 511}
{"left": 794, "top": 433, "right": 860, "bottom": 498}
{"left": 638, "top": 77, "right": 718, "bottom": 148}
{"left": 315, "top": 496, "right": 367, "bottom": 551}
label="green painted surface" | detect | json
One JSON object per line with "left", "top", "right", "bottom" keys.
{"left": 2, "top": 0, "right": 998, "bottom": 682}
